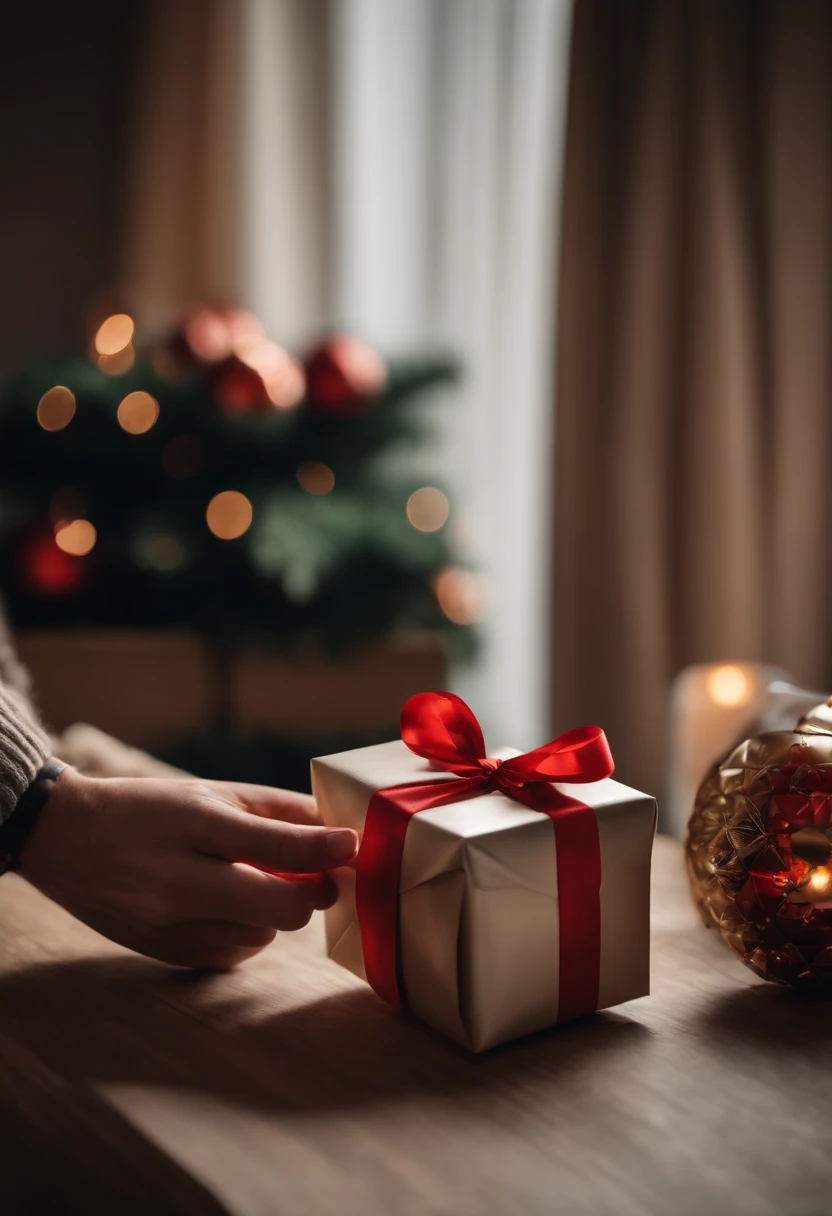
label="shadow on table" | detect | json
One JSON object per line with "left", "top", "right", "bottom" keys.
{"left": 693, "top": 981, "right": 832, "bottom": 1054}
{"left": 0, "top": 953, "right": 651, "bottom": 1115}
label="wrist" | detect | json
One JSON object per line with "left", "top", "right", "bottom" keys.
{"left": 15, "top": 764, "right": 98, "bottom": 878}
{"left": 0, "top": 760, "right": 71, "bottom": 875}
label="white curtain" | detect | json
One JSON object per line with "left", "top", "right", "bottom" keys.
{"left": 124, "top": 0, "right": 331, "bottom": 345}
{"left": 125, "top": 0, "right": 572, "bottom": 747}
{"left": 331, "top": 0, "right": 573, "bottom": 746}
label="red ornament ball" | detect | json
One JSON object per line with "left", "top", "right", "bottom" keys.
{"left": 20, "top": 530, "right": 86, "bottom": 596}
{"left": 305, "top": 336, "right": 387, "bottom": 413}
{"left": 211, "top": 355, "right": 273, "bottom": 413}
{"left": 211, "top": 344, "right": 305, "bottom": 414}
{"left": 686, "top": 699, "right": 832, "bottom": 989}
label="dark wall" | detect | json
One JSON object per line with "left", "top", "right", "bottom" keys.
{"left": 0, "top": 0, "right": 140, "bottom": 371}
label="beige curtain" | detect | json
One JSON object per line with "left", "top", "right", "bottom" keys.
{"left": 554, "top": 0, "right": 832, "bottom": 804}
{"left": 122, "top": 0, "right": 331, "bottom": 343}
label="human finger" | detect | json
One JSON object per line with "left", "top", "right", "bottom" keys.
{"left": 196, "top": 810, "right": 358, "bottom": 874}
{"left": 205, "top": 782, "right": 320, "bottom": 826}
{"left": 183, "top": 860, "right": 337, "bottom": 928}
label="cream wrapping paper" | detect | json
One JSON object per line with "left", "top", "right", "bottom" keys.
{"left": 313, "top": 739, "right": 656, "bottom": 1051}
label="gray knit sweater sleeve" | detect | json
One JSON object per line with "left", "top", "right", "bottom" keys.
{"left": 0, "top": 604, "right": 53, "bottom": 824}
{"left": 0, "top": 684, "right": 52, "bottom": 825}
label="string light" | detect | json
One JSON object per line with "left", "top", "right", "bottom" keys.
{"left": 117, "top": 391, "right": 159, "bottom": 435}
{"left": 434, "top": 567, "right": 485, "bottom": 625}
{"left": 407, "top": 487, "right": 450, "bottom": 532}
{"left": 36, "top": 386, "right": 76, "bottom": 432}
{"left": 297, "top": 462, "right": 335, "bottom": 495}
{"left": 705, "top": 664, "right": 750, "bottom": 707}
{"left": 99, "top": 344, "right": 135, "bottom": 375}
{"left": 238, "top": 340, "right": 305, "bottom": 409}
{"left": 54, "top": 520, "right": 97, "bottom": 556}
{"left": 162, "top": 434, "right": 205, "bottom": 479}
{"left": 183, "top": 307, "right": 265, "bottom": 363}
{"left": 184, "top": 309, "right": 232, "bottom": 361}
{"left": 94, "top": 314, "right": 134, "bottom": 357}
{"left": 206, "top": 490, "right": 253, "bottom": 540}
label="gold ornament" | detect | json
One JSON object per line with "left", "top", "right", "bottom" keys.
{"left": 686, "top": 698, "right": 832, "bottom": 988}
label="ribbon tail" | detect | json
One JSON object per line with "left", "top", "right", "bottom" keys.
{"left": 355, "top": 774, "right": 489, "bottom": 1010}
{"left": 513, "top": 782, "right": 602, "bottom": 1021}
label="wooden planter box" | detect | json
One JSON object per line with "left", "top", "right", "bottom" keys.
{"left": 16, "top": 630, "right": 448, "bottom": 749}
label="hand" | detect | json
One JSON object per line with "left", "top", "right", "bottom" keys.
{"left": 18, "top": 768, "right": 357, "bottom": 970}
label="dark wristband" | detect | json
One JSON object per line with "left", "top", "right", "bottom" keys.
{"left": 0, "top": 760, "right": 66, "bottom": 875}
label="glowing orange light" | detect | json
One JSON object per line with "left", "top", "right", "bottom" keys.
{"left": 323, "top": 336, "right": 387, "bottom": 396}
{"left": 407, "top": 487, "right": 450, "bottom": 533}
{"left": 434, "top": 567, "right": 485, "bottom": 625}
{"left": 226, "top": 311, "right": 266, "bottom": 356}
{"left": 183, "top": 307, "right": 265, "bottom": 364}
{"left": 54, "top": 520, "right": 97, "bottom": 557}
{"left": 706, "top": 664, "right": 750, "bottom": 708}
{"left": 98, "top": 343, "right": 135, "bottom": 375}
{"left": 238, "top": 340, "right": 305, "bottom": 409}
{"left": 36, "top": 386, "right": 76, "bottom": 432}
{"left": 297, "top": 462, "right": 335, "bottom": 495}
{"left": 117, "top": 391, "right": 159, "bottom": 435}
{"left": 810, "top": 867, "right": 831, "bottom": 891}
{"left": 162, "top": 434, "right": 205, "bottom": 479}
{"left": 206, "top": 491, "right": 253, "bottom": 540}
{"left": 94, "top": 313, "right": 134, "bottom": 357}
{"left": 184, "top": 309, "right": 232, "bottom": 362}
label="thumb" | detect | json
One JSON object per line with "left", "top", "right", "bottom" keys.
{"left": 206, "top": 812, "right": 358, "bottom": 874}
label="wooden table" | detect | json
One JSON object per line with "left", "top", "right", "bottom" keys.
{"left": 0, "top": 836, "right": 829, "bottom": 1216}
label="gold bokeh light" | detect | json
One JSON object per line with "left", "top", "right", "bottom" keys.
{"left": 55, "top": 519, "right": 97, "bottom": 557}
{"left": 434, "top": 567, "right": 485, "bottom": 625}
{"left": 94, "top": 313, "right": 135, "bottom": 357}
{"left": 117, "top": 391, "right": 159, "bottom": 435}
{"left": 297, "top": 462, "right": 335, "bottom": 495}
{"left": 206, "top": 490, "right": 253, "bottom": 540}
{"left": 37, "top": 386, "right": 76, "bottom": 432}
{"left": 407, "top": 486, "right": 450, "bottom": 532}
{"left": 239, "top": 340, "right": 305, "bottom": 409}
{"left": 99, "top": 343, "right": 135, "bottom": 375}
{"left": 705, "top": 664, "right": 750, "bottom": 708}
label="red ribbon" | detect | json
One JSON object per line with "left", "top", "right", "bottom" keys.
{"left": 355, "top": 691, "right": 614, "bottom": 1018}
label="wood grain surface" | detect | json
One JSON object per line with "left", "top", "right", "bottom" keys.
{"left": 0, "top": 836, "right": 829, "bottom": 1216}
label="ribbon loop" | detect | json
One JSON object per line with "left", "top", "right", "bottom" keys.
{"left": 400, "top": 692, "right": 614, "bottom": 789}
{"left": 400, "top": 690, "right": 487, "bottom": 774}
{"left": 499, "top": 725, "right": 614, "bottom": 787}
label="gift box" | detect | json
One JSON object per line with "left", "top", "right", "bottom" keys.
{"left": 312, "top": 692, "right": 657, "bottom": 1051}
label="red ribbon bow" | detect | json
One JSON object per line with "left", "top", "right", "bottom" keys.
{"left": 356, "top": 691, "right": 614, "bottom": 1018}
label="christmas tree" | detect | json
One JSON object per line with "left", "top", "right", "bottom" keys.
{"left": 0, "top": 307, "right": 480, "bottom": 783}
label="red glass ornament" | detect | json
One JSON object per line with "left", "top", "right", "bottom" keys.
{"left": 211, "top": 342, "right": 305, "bottom": 414}
{"left": 305, "top": 336, "right": 387, "bottom": 413}
{"left": 20, "top": 530, "right": 85, "bottom": 596}
{"left": 211, "top": 356, "right": 273, "bottom": 413}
